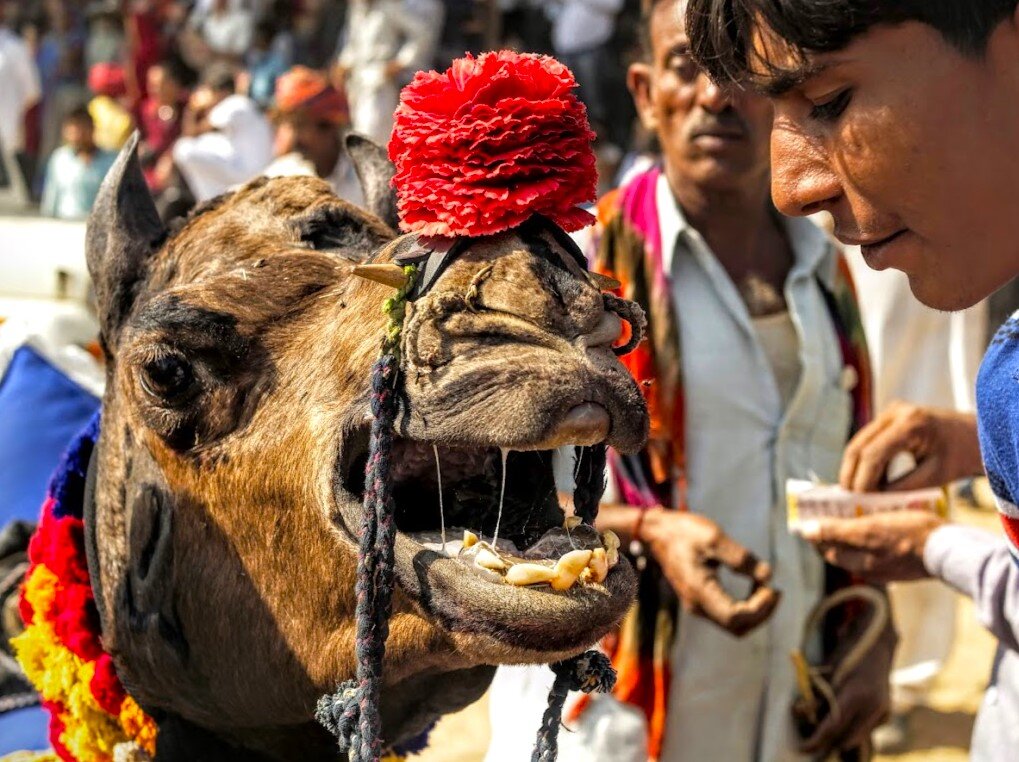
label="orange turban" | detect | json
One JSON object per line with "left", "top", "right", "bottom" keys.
{"left": 274, "top": 66, "right": 350, "bottom": 125}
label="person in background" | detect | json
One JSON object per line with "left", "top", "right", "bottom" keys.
{"left": 486, "top": 2, "right": 892, "bottom": 760}
{"left": 35, "top": 1, "right": 89, "bottom": 171}
{"left": 137, "top": 59, "right": 185, "bottom": 193}
{"left": 263, "top": 65, "right": 363, "bottom": 204}
{"left": 84, "top": 1, "right": 125, "bottom": 71}
{"left": 188, "top": 0, "right": 254, "bottom": 63}
{"left": 333, "top": 0, "right": 432, "bottom": 144}
{"left": 86, "top": 61, "right": 134, "bottom": 152}
{"left": 0, "top": 11, "right": 41, "bottom": 172}
{"left": 547, "top": 0, "right": 631, "bottom": 165}
{"left": 243, "top": 19, "right": 293, "bottom": 108}
{"left": 40, "top": 105, "right": 115, "bottom": 219}
{"left": 171, "top": 63, "right": 272, "bottom": 201}
{"left": 125, "top": 0, "right": 166, "bottom": 101}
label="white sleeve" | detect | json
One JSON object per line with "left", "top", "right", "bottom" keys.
{"left": 388, "top": 3, "right": 434, "bottom": 70}
{"left": 13, "top": 38, "right": 41, "bottom": 109}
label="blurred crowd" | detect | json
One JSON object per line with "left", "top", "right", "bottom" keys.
{"left": 0, "top": 0, "right": 641, "bottom": 222}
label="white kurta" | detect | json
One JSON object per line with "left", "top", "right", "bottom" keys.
{"left": 336, "top": 0, "right": 432, "bottom": 144}
{"left": 656, "top": 177, "right": 850, "bottom": 762}
{"left": 486, "top": 176, "right": 856, "bottom": 762}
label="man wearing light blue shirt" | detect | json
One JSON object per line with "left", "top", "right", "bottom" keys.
{"left": 41, "top": 106, "right": 115, "bottom": 220}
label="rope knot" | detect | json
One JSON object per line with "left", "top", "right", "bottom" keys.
{"left": 532, "top": 651, "right": 618, "bottom": 761}
{"left": 553, "top": 650, "right": 616, "bottom": 694}
{"left": 315, "top": 680, "right": 360, "bottom": 752}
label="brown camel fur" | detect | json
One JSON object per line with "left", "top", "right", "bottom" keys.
{"left": 83, "top": 134, "right": 648, "bottom": 760}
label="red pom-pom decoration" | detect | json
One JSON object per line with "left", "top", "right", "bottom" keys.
{"left": 388, "top": 51, "right": 598, "bottom": 238}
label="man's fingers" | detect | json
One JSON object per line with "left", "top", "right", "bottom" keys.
{"left": 695, "top": 577, "right": 780, "bottom": 637}
{"left": 711, "top": 535, "right": 771, "bottom": 583}
{"left": 839, "top": 414, "right": 895, "bottom": 489}
{"left": 818, "top": 546, "right": 880, "bottom": 577}
{"left": 885, "top": 458, "right": 941, "bottom": 492}
{"left": 847, "top": 424, "right": 917, "bottom": 492}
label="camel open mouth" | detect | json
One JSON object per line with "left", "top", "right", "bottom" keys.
{"left": 343, "top": 435, "right": 620, "bottom": 595}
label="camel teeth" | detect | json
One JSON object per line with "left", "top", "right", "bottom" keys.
{"left": 505, "top": 563, "right": 556, "bottom": 586}
{"left": 475, "top": 548, "right": 507, "bottom": 571}
{"left": 463, "top": 530, "right": 479, "bottom": 549}
{"left": 601, "top": 530, "right": 620, "bottom": 551}
{"left": 587, "top": 548, "right": 608, "bottom": 583}
{"left": 564, "top": 516, "right": 582, "bottom": 531}
{"left": 551, "top": 549, "right": 593, "bottom": 591}
{"left": 606, "top": 547, "right": 619, "bottom": 568}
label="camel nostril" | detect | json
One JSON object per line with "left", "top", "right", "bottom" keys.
{"left": 542, "top": 403, "right": 610, "bottom": 449}
{"left": 583, "top": 312, "right": 624, "bottom": 349}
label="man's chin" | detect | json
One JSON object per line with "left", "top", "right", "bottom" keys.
{"left": 905, "top": 270, "right": 987, "bottom": 313}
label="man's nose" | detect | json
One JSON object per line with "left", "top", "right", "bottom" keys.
{"left": 770, "top": 124, "right": 843, "bottom": 218}
{"left": 696, "top": 75, "right": 732, "bottom": 113}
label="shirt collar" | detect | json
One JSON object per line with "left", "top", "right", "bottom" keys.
{"left": 655, "top": 171, "right": 836, "bottom": 287}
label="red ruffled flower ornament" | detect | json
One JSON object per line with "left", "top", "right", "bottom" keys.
{"left": 388, "top": 51, "right": 599, "bottom": 238}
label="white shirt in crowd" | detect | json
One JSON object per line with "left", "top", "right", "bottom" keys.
{"left": 336, "top": 0, "right": 434, "bottom": 143}
{"left": 173, "top": 94, "right": 273, "bottom": 201}
{"left": 548, "top": 0, "right": 625, "bottom": 55}
{"left": 191, "top": 7, "right": 254, "bottom": 57}
{"left": 262, "top": 150, "right": 364, "bottom": 207}
{"left": 0, "top": 28, "right": 41, "bottom": 154}
{"left": 486, "top": 174, "right": 855, "bottom": 762}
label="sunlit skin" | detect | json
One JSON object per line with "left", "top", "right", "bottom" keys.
{"left": 753, "top": 19, "right": 1019, "bottom": 310}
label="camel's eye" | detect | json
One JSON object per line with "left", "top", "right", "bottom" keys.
{"left": 140, "top": 355, "right": 197, "bottom": 404}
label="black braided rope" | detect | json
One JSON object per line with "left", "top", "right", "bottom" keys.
{"left": 532, "top": 651, "right": 617, "bottom": 762}
{"left": 573, "top": 443, "right": 607, "bottom": 525}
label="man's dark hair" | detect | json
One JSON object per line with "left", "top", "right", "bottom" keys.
{"left": 638, "top": 0, "right": 671, "bottom": 60}
{"left": 63, "top": 105, "right": 94, "bottom": 129}
{"left": 685, "top": 0, "right": 1019, "bottom": 86}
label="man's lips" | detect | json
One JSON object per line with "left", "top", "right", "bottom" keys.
{"left": 691, "top": 128, "right": 745, "bottom": 141}
{"left": 842, "top": 229, "right": 910, "bottom": 269}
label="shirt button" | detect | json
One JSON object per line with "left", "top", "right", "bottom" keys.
{"left": 840, "top": 365, "right": 859, "bottom": 391}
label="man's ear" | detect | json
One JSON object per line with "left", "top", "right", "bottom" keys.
{"left": 627, "top": 62, "right": 658, "bottom": 133}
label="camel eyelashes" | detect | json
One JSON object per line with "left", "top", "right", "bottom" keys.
{"left": 140, "top": 355, "right": 198, "bottom": 405}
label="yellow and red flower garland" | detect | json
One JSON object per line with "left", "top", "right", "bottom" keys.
{"left": 11, "top": 414, "right": 157, "bottom": 761}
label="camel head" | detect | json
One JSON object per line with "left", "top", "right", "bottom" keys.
{"left": 83, "top": 134, "right": 648, "bottom": 759}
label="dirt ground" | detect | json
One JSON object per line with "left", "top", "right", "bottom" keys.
{"left": 416, "top": 503, "right": 1000, "bottom": 761}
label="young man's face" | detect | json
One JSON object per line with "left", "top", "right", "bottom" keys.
{"left": 756, "top": 20, "right": 1019, "bottom": 310}
{"left": 63, "top": 119, "right": 94, "bottom": 153}
{"left": 629, "top": 0, "right": 774, "bottom": 196}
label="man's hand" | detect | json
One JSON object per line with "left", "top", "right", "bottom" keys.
{"left": 839, "top": 402, "right": 982, "bottom": 492}
{"left": 798, "top": 603, "right": 896, "bottom": 755}
{"left": 796, "top": 511, "right": 945, "bottom": 583}
{"left": 640, "top": 509, "right": 780, "bottom": 636}
{"left": 384, "top": 60, "right": 405, "bottom": 80}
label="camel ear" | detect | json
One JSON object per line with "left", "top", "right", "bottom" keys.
{"left": 345, "top": 132, "right": 399, "bottom": 230}
{"left": 86, "top": 131, "right": 166, "bottom": 347}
